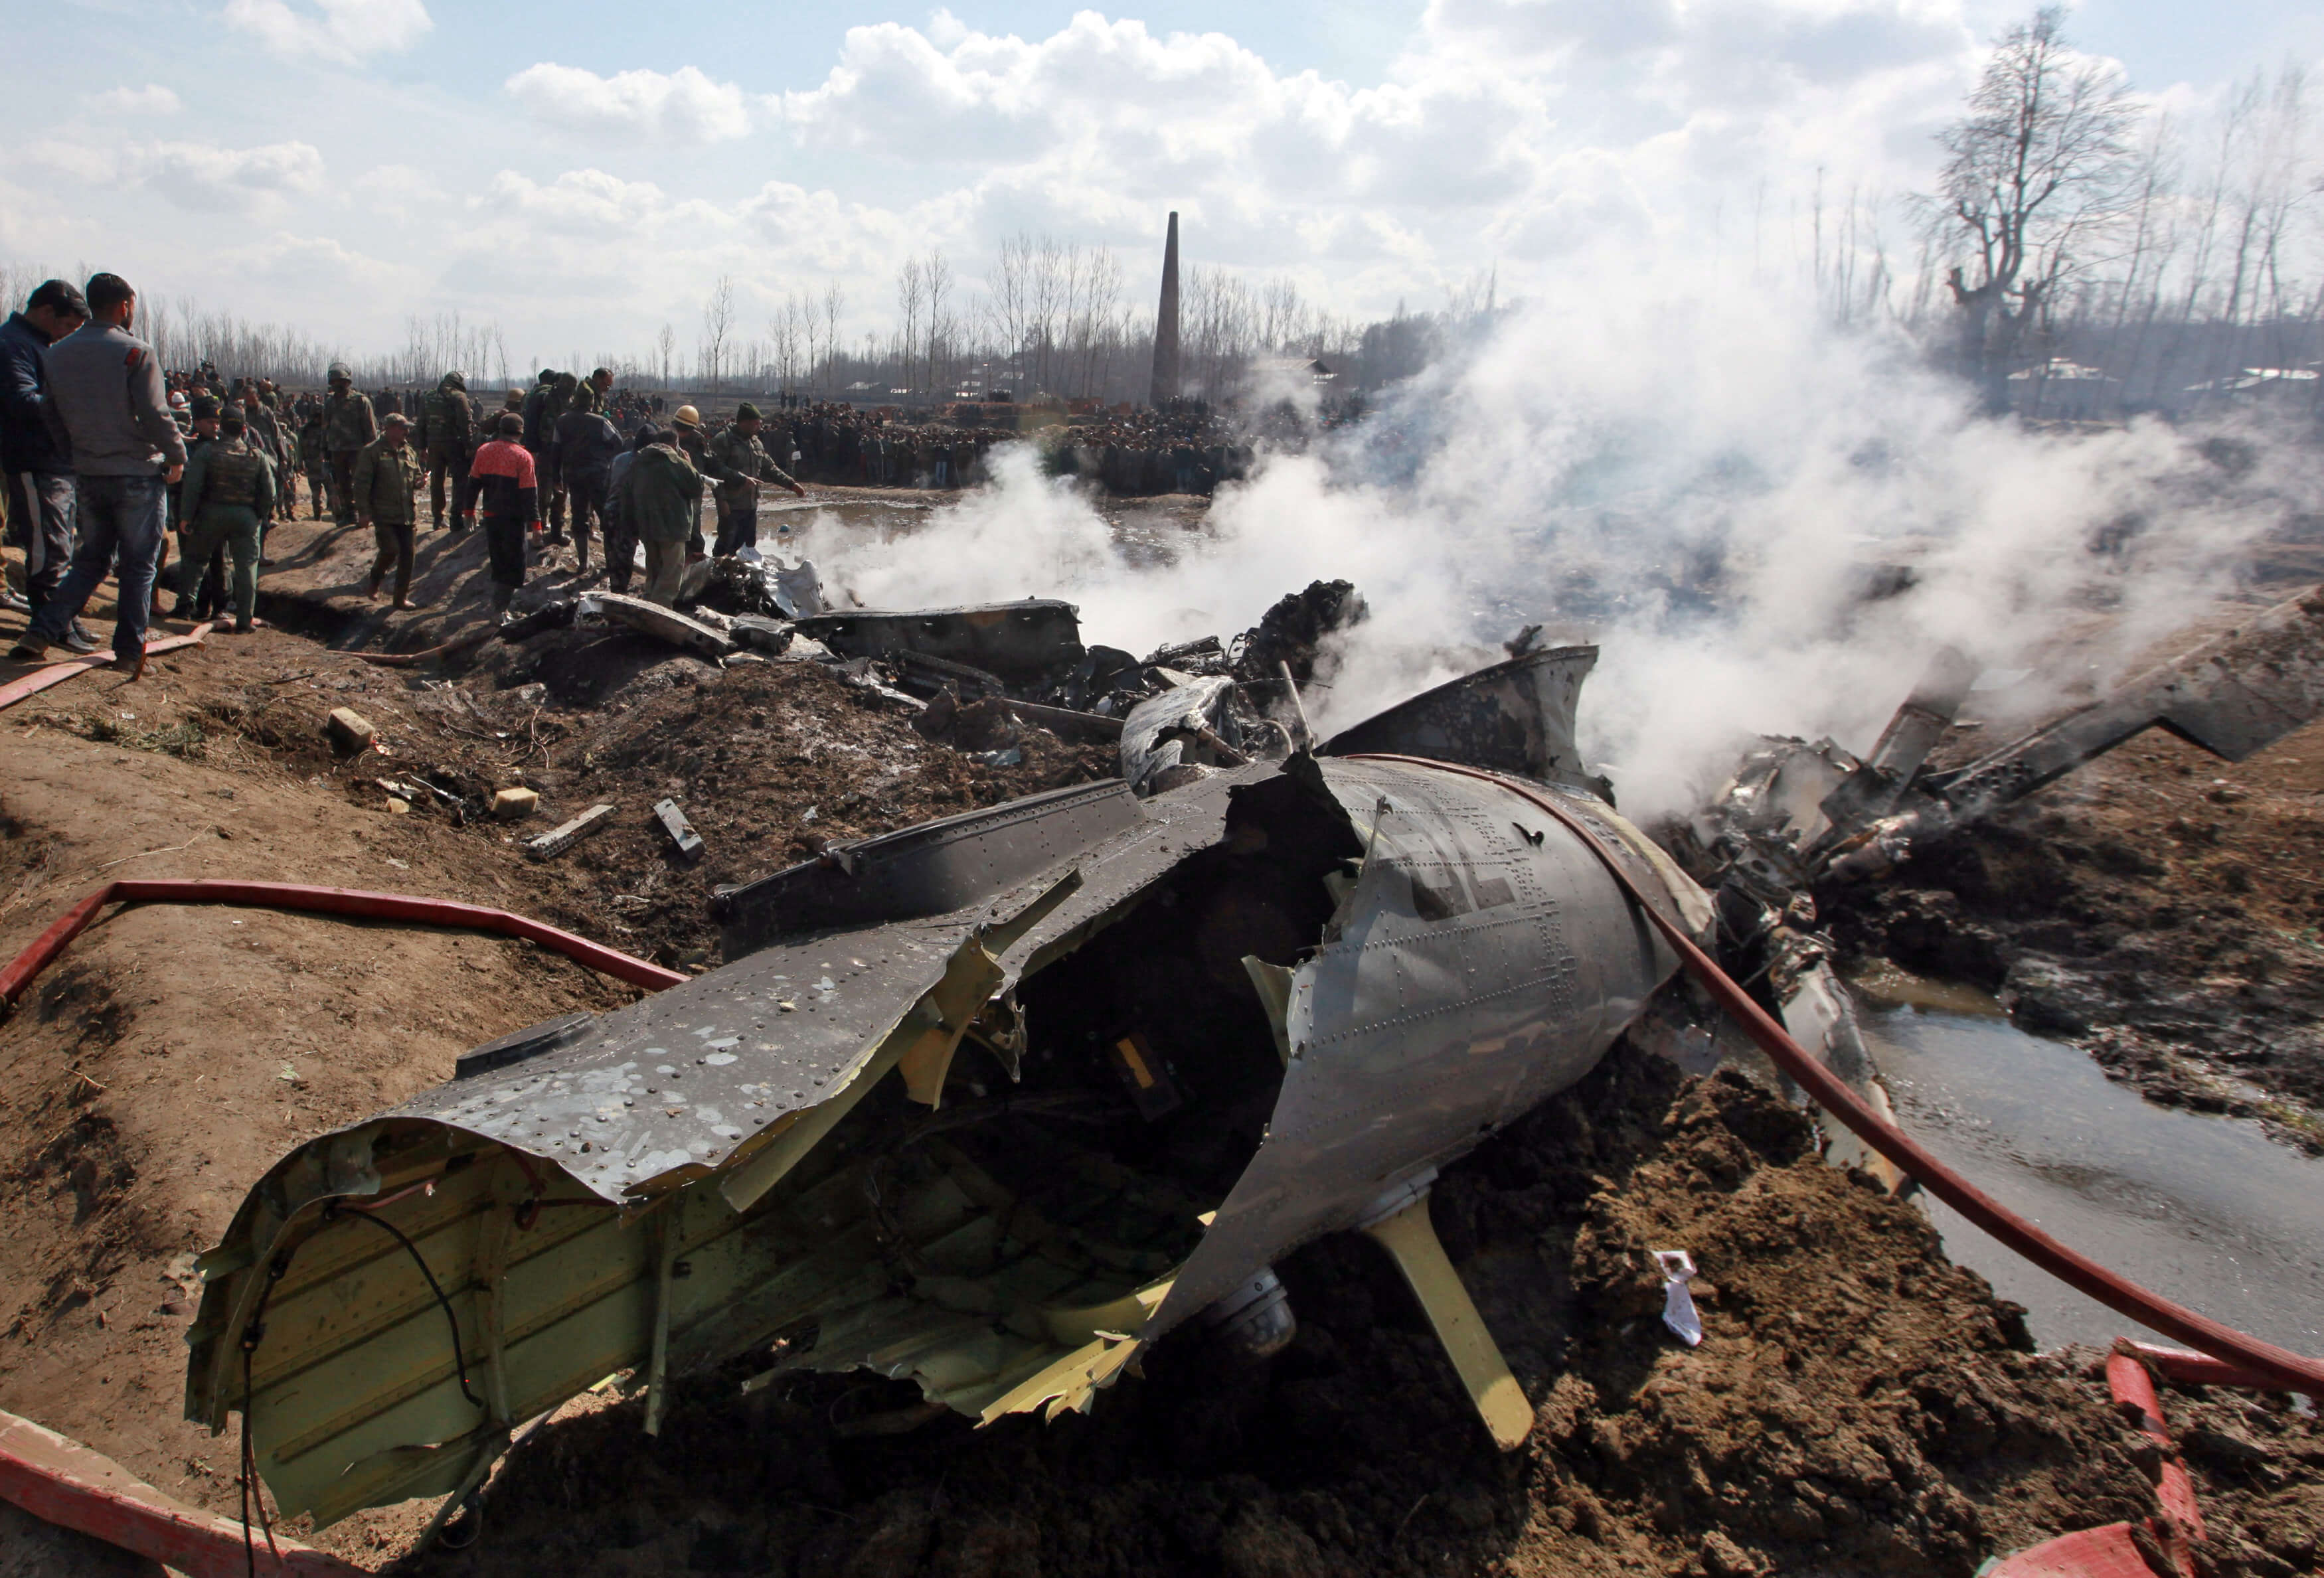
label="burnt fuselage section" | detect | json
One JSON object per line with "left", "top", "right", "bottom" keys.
{"left": 187, "top": 654, "right": 1704, "bottom": 1529}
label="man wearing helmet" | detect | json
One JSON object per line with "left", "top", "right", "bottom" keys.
{"left": 415, "top": 370, "right": 472, "bottom": 530}
{"left": 320, "top": 362, "right": 376, "bottom": 526}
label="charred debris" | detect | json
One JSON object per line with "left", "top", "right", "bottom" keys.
{"left": 183, "top": 573, "right": 2324, "bottom": 1535}
{"left": 1670, "top": 585, "right": 2324, "bottom": 1157}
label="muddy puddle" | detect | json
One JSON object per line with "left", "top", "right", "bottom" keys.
{"left": 1852, "top": 978, "right": 2324, "bottom": 1356}
{"left": 749, "top": 497, "right": 933, "bottom": 548}
{"left": 752, "top": 488, "right": 1203, "bottom": 570}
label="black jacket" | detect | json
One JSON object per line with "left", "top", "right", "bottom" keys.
{"left": 0, "top": 312, "right": 69, "bottom": 474}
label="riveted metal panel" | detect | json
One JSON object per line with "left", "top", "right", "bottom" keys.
{"left": 714, "top": 779, "right": 1143, "bottom": 955}
{"left": 1147, "top": 757, "right": 1684, "bottom": 1336}
{"left": 343, "top": 765, "right": 1269, "bottom": 1209}
{"left": 1319, "top": 646, "right": 1608, "bottom": 795}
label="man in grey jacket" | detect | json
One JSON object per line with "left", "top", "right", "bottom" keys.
{"left": 9, "top": 274, "right": 187, "bottom": 675}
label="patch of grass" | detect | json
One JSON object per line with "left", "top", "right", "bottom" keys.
{"left": 82, "top": 714, "right": 208, "bottom": 759}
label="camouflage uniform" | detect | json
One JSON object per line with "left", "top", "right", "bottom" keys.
{"left": 177, "top": 432, "right": 276, "bottom": 631}
{"left": 238, "top": 398, "right": 290, "bottom": 523}
{"left": 321, "top": 373, "right": 378, "bottom": 524}
{"left": 519, "top": 372, "right": 558, "bottom": 528}
{"left": 297, "top": 416, "right": 329, "bottom": 519}
{"left": 351, "top": 430, "right": 424, "bottom": 603}
{"left": 540, "top": 372, "right": 580, "bottom": 538}
{"left": 705, "top": 412, "right": 801, "bottom": 557}
{"left": 551, "top": 388, "right": 622, "bottom": 572}
{"left": 618, "top": 441, "right": 700, "bottom": 606}
{"left": 171, "top": 400, "right": 220, "bottom": 620}
{"left": 415, "top": 372, "right": 473, "bottom": 527}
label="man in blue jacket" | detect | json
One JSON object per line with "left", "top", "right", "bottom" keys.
{"left": 9, "top": 274, "right": 187, "bottom": 676}
{"left": 1, "top": 279, "right": 94, "bottom": 649}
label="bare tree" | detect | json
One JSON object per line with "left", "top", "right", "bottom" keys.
{"left": 1928, "top": 6, "right": 2139, "bottom": 409}
{"left": 656, "top": 322, "right": 675, "bottom": 389}
{"left": 922, "top": 250, "right": 952, "bottom": 397}
{"left": 820, "top": 283, "right": 846, "bottom": 398}
{"left": 894, "top": 258, "right": 924, "bottom": 398}
{"left": 701, "top": 276, "right": 737, "bottom": 394}
{"left": 770, "top": 295, "right": 804, "bottom": 399}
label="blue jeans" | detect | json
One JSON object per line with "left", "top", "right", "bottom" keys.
{"left": 32, "top": 474, "right": 167, "bottom": 661}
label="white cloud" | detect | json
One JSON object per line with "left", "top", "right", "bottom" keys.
{"left": 146, "top": 139, "right": 327, "bottom": 210}
{"left": 25, "top": 137, "right": 327, "bottom": 214}
{"left": 88, "top": 84, "right": 183, "bottom": 115}
{"left": 222, "top": 0, "right": 433, "bottom": 66}
{"left": 477, "top": 168, "right": 695, "bottom": 234}
{"left": 505, "top": 63, "right": 754, "bottom": 143}
{"left": 926, "top": 8, "right": 969, "bottom": 50}
{"left": 221, "top": 231, "right": 404, "bottom": 293}
{"left": 754, "top": 2, "right": 1973, "bottom": 284}
{"left": 1, "top": 2, "right": 2112, "bottom": 359}
{"left": 352, "top": 162, "right": 442, "bottom": 220}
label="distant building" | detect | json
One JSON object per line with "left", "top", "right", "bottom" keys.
{"left": 1254, "top": 356, "right": 1337, "bottom": 388}
{"left": 2183, "top": 366, "right": 2321, "bottom": 408}
{"left": 2008, "top": 358, "right": 2119, "bottom": 420}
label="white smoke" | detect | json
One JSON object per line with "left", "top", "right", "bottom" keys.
{"left": 808, "top": 266, "right": 2307, "bottom": 821}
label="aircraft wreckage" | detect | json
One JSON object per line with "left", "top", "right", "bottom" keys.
{"left": 184, "top": 584, "right": 2324, "bottom": 1532}
{"left": 185, "top": 641, "right": 1712, "bottom": 1529}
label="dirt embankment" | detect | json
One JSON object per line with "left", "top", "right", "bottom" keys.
{"left": 0, "top": 631, "right": 647, "bottom": 1557}
{"left": 1825, "top": 716, "right": 2324, "bottom": 1150}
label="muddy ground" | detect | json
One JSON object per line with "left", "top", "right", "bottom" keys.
{"left": 1824, "top": 655, "right": 2324, "bottom": 1153}
{"left": 2, "top": 499, "right": 2320, "bottom": 1573}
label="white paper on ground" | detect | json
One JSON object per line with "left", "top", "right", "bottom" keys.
{"left": 1651, "top": 1248, "right": 1702, "bottom": 1346}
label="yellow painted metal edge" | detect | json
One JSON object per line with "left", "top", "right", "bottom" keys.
{"left": 1361, "top": 1197, "right": 1533, "bottom": 1451}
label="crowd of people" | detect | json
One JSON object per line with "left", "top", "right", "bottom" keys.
{"left": 764, "top": 402, "right": 1015, "bottom": 489}
{"left": 1044, "top": 404, "right": 1253, "bottom": 495}
{"left": 3, "top": 272, "right": 1286, "bottom": 669}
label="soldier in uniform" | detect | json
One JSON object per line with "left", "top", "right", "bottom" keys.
{"left": 602, "top": 427, "right": 649, "bottom": 596}
{"left": 415, "top": 370, "right": 472, "bottom": 529}
{"left": 667, "top": 404, "right": 722, "bottom": 558}
{"left": 552, "top": 383, "right": 622, "bottom": 574}
{"left": 237, "top": 388, "right": 288, "bottom": 527}
{"left": 519, "top": 370, "right": 558, "bottom": 528}
{"left": 705, "top": 401, "right": 807, "bottom": 556}
{"left": 169, "top": 395, "right": 223, "bottom": 621}
{"left": 175, "top": 407, "right": 275, "bottom": 633}
{"left": 540, "top": 370, "right": 580, "bottom": 542}
{"left": 321, "top": 362, "right": 376, "bottom": 525}
{"left": 297, "top": 410, "right": 329, "bottom": 520}
{"left": 353, "top": 412, "right": 425, "bottom": 607}
{"left": 260, "top": 384, "right": 298, "bottom": 523}
{"left": 616, "top": 427, "right": 701, "bottom": 607}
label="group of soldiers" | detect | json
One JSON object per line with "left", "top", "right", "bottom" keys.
{"left": 166, "top": 362, "right": 812, "bottom": 615}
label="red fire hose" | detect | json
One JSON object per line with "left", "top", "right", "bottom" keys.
{"left": 1354, "top": 755, "right": 2324, "bottom": 1399}
{"left": 0, "top": 629, "right": 214, "bottom": 713}
{"left": 1, "top": 878, "right": 684, "bottom": 1015}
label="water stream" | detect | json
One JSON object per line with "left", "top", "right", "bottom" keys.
{"left": 1853, "top": 975, "right": 2324, "bottom": 1356}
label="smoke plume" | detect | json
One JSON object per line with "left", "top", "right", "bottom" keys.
{"left": 810, "top": 269, "right": 2311, "bottom": 820}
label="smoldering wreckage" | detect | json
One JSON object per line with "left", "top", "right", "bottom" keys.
{"left": 9, "top": 560, "right": 2324, "bottom": 1573}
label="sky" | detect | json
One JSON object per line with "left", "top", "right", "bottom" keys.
{"left": 4, "top": 0, "right": 2318, "bottom": 367}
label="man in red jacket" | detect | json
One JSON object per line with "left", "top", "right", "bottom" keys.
{"left": 468, "top": 413, "right": 538, "bottom": 614}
